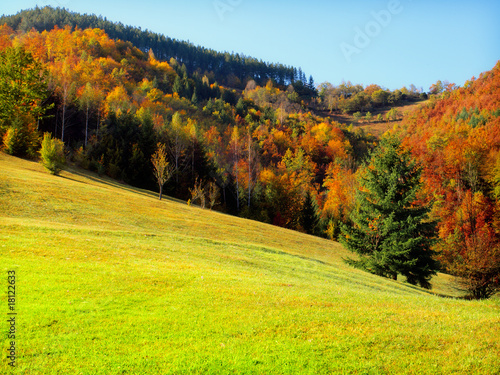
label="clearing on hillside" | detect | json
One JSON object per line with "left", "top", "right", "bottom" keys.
{"left": 1, "top": 152, "right": 499, "bottom": 374}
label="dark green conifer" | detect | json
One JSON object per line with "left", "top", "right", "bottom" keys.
{"left": 300, "top": 191, "right": 320, "bottom": 235}
{"left": 173, "top": 75, "right": 183, "bottom": 96}
{"left": 340, "top": 136, "right": 439, "bottom": 289}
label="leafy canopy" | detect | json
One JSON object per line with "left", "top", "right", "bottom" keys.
{"left": 40, "top": 132, "right": 65, "bottom": 175}
{"left": 0, "top": 46, "right": 49, "bottom": 131}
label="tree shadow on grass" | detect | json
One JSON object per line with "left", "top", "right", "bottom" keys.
{"left": 399, "top": 277, "right": 473, "bottom": 300}
{"left": 60, "top": 167, "right": 183, "bottom": 204}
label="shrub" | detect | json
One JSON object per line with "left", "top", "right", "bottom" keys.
{"left": 40, "top": 133, "right": 65, "bottom": 175}
{"left": 2, "top": 116, "right": 40, "bottom": 158}
{"left": 73, "top": 146, "right": 90, "bottom": 169}
{"left": 3, "top": 126, "right": 24, "bottom": 156}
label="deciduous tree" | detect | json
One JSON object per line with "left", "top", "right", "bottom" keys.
{"left": 40, "top": 132, "right": 66, "bottom": 175}
{"left": 189, "top": 178, "right": 206, "bottom": 208}
{"left": 0, "top": 46, "right": 50, "bottom": 156}
{"left": 0, "top": 46, "right": 49, "bottom": 130}
{"left": 50, "top": 56, "right": 77, "bottom": 142}
{"left": 208, "top": 181, "right": 220, "bottom": 210}
{"left": 168, "top": 112, "right": 187, "bottom": 184}
{"left": 151, "top": 143, "right": 173, "bottom": 200}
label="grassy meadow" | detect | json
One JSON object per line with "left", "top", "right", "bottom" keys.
{"left": 1, "top": 152, "right": 499, "bottom": 374}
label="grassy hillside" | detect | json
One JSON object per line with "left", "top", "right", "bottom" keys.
{"left": 1, "top": 152, "right": 499, "bottom": 374}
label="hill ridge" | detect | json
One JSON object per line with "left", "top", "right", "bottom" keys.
{"left": 0, "top": 6, "right": 311, "bottom": 89}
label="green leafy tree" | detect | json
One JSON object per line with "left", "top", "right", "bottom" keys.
{"left": 371, "top": 89, "right": 389, "bottom": 107}
{"left": 40, "top": 132, "right": 65, "bottom": 175}
{"left": 2, "top": 115, "right": 40, "bottom": 157}
{"left": 0, "top": 47, "right": 50, "bottom": 156}
{"left": 0, "top": 46, "right": 49, "bottom": 132}
{"left": 340, "top": 136, "right": 439, "bottom": 289}
{"left": 386, "top": 108, "right": 400, "bottom": 121}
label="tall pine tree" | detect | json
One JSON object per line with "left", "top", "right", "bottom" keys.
{"left": 340, "top": 136, "right": 439, "bottom": 289}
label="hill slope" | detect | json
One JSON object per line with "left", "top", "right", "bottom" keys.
{"left": 0, "top": 6, "right": 308, "bottom": 89}
{"left": 398, "top": 62, "right": 500, "bottom": 298}
{"left": 1, "top": 153, "right": 499, "bottom": 374}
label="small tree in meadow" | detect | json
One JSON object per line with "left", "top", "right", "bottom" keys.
{"left": 207, "top": 181, "right": 220, "bottom": 210}
{"left": 190, "top": 178, "right": 206, "bottom": 208}
{"left": 151, "top": 143, "right": 173, "bottom": 200}
{"left": 40, "top": 132, "right": 65, "bottom": 175}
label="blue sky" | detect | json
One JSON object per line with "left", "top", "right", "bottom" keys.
{"left": 2, "top": 0, "right": 500, "bottom": 91}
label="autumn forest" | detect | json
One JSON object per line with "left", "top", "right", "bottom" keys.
{"left": 1, "top": 7, "right": 499, "bottom": 298}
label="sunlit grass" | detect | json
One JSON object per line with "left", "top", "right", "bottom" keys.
{"left": 1, "top": 152, "right": 499, "bottom": 374}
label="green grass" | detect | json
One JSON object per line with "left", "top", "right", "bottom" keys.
{"left": 1, "top": 152, "right": 499, "bottom": 374}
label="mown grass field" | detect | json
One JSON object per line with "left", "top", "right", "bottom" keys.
{"left": 1, "top": 152, "right": 499, "bottom": 374}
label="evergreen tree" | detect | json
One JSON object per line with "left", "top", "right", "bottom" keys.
{"left": 173, "top": 75, "right": 183, "bottom": 97}
{"left": 308, "top": 75, "right": 315, "bottom": 90}
{"left": 340, "top": 136, "right": 439, "bottom": 289}
{"left": 191, "top": 90, "right": 198, "bottom": 105}
{"left": 300, "top": 191, "right": 320, "bottom": 235}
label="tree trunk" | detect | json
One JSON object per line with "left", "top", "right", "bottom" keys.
{"left": 159, "top": 184, "right": 163, "bottom": 200}
{"left": 175, "top": 155, "right": 179, "bottom": 184}
{"left": 248, "top": 133, "right": 251, "bottom": 208}
{"left": 61, "top": 102, "right": 66, "bottom": 143}
{"left": 192, "top": 145, "right": 195, "bottom": 181}
{"left": 85, "top": 105, "right": 89, "bottom": 147}
{"left": 97, "top": 108, "right": 100, "bottom": 138}
{"left": 236, "top": 172, "right": 239, "bottom": 212}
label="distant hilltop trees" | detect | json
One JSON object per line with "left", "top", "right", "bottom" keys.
{"left": 0, "top": 6, "right": 312, "bottom": 90}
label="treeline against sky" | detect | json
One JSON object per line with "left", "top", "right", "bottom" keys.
{"left": 0, "top": 6, "right": 314, "bottom": 90}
